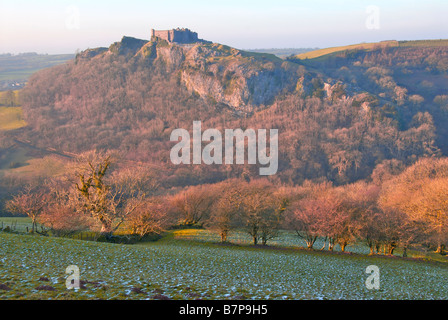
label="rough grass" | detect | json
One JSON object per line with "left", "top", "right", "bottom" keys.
{"left": 1, "top": 226, "right": 448, "bottom": 300}
{"left": 295, "top": 39, "right": 448, "bottom": 60}
{"left": 294, "top": 41, "right": 398, "bottom": 60}
{"left": 6, "top": 156, "right": 68, "bottom": 177}
{"left": 399, "top": 39, "right": 448, "bottom": 47}
{"left": 0, "top": 107, "right": 26, "bottom": 131}
{"left": 0, "top": 146, "right": 29, "bottom": 170}
{"left": 0, "top": 217, "right": 36, "bottom": 233}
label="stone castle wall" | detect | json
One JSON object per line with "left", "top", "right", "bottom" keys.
{"left": 151, "top": 28, "right": 199, "bottom": 44}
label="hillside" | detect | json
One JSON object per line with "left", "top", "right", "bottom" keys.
{"left": 293, "top": 39, "right": 448, "bottom": 60}
{"left": 294, "top": 41, "right": 398, "bottom": 60}
{"left": 2, "top": 36, "right": 446, "bottom": 187}
{"left": 0, "top": 107, "right": 26, "bottom": 131}
{"left": 292, "top": 42, "right": 448, "bottom": 154}
{"left": 248, "top": 48, "right": 319, "bottom": 59}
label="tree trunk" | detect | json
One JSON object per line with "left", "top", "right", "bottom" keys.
{"left": 436, "top": 244, "right": 445, "bottom": 255}
{"left": 221, "top": 230, "right": 228, "bottom": 243}
{"left": 387, "top": 245, "right": 394, "bottom": 255}
{"left": 306, "top": 236, "right": 316, "bottom": 249}
{"left": 320, "top": 237, "right": 327, "bottom": 250}
{"left": 306, "top": 241, "right": 313, "bottom": 249}
{"left": 436, "top": 221, "right": 445, "bottom": 255}
{"left": 253, "top": 235, "right": 258, "bottom": 245}
{"left": 31, "top": 217, "right": 37, "bottom": 233}
{"left": 328, "top": 237, "right": 336, "bottom": 251}
{"left": 100, "top": 221, "right": 113, "bottom": 238}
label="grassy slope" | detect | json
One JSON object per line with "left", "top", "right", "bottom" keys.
{"left": 294, "top": 39, "right": 448, "bottom": 60}
{"left": 1, "top": 226, "right": 447, "bottom": 300}
{"left": 0, "top": 107, "right": 26, "bottom": 131}
{"left": 3, "top": 156, "right": 68, "bottom": 176}
{"left": 295, "top": 41, "right": 398, "bottom": 60}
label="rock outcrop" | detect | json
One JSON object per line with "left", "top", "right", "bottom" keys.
{"left": 75, "top": 36, "right": 333, "bottom": 112}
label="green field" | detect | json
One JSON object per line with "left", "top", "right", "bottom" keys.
{"left": 0, "top": 53, "right": 74, "bottom": 82}
{"left": 0, "top": 107, "right": 26, "bottom": 131}
{"left": 1, "top": 220, "right": 448, "bottom": 300}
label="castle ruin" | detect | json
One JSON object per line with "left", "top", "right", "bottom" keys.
{"left": 151, "top": 28, "right": 199, "bottom": 44}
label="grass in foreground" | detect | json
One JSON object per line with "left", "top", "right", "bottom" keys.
{"left": 0, "top": 229, "right": 447, "bottom": 300}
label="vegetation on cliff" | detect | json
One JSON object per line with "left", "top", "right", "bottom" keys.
{"left": 6, "top": 36, "right": 444, "bottom": 188}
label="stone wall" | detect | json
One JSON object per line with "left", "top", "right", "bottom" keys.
{"left": 151, "top": 28, "right": 199, "bottom": 44}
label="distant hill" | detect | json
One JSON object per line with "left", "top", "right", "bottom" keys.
{"left": 0, "top": 53, "right": 74, "bottom": 91}
{"left": 293, "top": 39, "right": 448, "bottom": 60}
{"left": 2, "top": 35, "right": 443, "bottom": 187}
{"left": 294, "top": 41, "right": 398, "bottom": 60}
{"left": 247, "top": 48, "right": 319, "bottom": 59}
{"left": 292, "top": 40, "right": 448, "bottom": 156}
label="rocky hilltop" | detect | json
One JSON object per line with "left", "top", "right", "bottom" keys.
{"left": 17, "top": 34, "right": 445, "bottom": 185}
{"left": 75, "top": 36, "right": 335, "bottom": 112}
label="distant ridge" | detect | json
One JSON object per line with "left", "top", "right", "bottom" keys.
{"left": 294, "top": 39, "right": 448, "bottom": 60}
{"left": 247, "top": 48, "right": 319, "bottom": 59}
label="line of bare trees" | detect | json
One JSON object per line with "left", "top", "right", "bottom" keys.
{"left": 5, "top": 152, "right": 448, "bottom": 256}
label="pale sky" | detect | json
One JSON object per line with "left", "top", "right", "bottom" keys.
{"left": 0, "top": 0, "right": 447, "bottom": 54}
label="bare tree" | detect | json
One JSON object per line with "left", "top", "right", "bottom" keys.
{"left": 40, "top": 200, "right": 91, "bottom": 236}
{"left": 334, "top": 182, "right": 381, "bottom": 252}
{"left": 380, "top": 158, "right": 448, "bottom": 254}
{"left": 170, "top": 184, "right": 216, "bottom": 227}
{"left": 239, "top": 180, "right": 285, "bottom": 246}
{"left": 71, "top": 151, "right": 148, "bottom": 236}
{"left": 206, "top": 179, "right": 244, "bottom": 243}
{"left": 127, "top": 198, "right": 170, "bottom": 238}
{"left": 260, "top": 191, "right": 288, "bottom": 246}
{"left": 288, "top": 197, "right": 327, "bottom": 249}
{"left": 356, "top": 207, "right": 383, "bottom": 255}
{"left": 6, "top": 184, "right": 49, "bottom": 233}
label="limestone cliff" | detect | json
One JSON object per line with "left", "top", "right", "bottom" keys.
{"left": 76, "top": 36, "right": 333, "bottom": 112}
{"left": 138, "top": 39, "right": 306, "bottom": 111}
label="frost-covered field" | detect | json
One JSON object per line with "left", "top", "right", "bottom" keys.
{"left": 0, "top": 232, "right": 448, "bottom": 300}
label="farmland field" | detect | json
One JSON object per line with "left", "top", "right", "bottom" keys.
{"left": 1, "top": 226, "right": 448, "bottom": 300}
{"left": 0, "top": 107, "right": 26, "bottom": 131}
{"left": 0, "top": 54, "right": 74, "bottom": 82}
